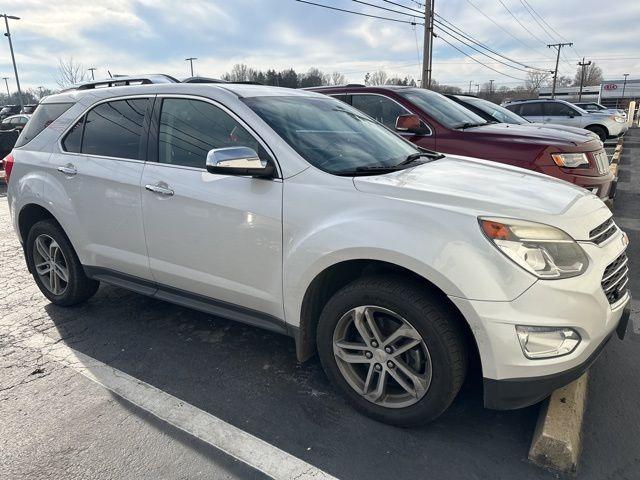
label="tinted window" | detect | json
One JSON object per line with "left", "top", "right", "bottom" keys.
{"left": 519, "top": 102, "right": 544, "bottom": 116}
{"left": 351, "top": 94, "right": 410, "bottom": 129}
{"left": 397, "top": 89, "right": 486, "bottom": 128}
{"left": 62, "top": 116, "right": 84, "bottom": 153}
{"left": 243, "top": 96, "right": 419, "bottom": 174}
{"left": 544, "top": 102, "right": 577, "bottom": 116}
{"left": 158, "top": 98, "right": 265, "bottom": 168}
{"left": 14, "top": 102, "right": 74, "bottom": 148}
{"left": 82, "top": 98, "right": 148, "bottom": 159}
{"left": 330, "top": 94, "right": 351, "bottom": 104}
{"left": 460, "top": 96, "right": 527, "bottom": 124}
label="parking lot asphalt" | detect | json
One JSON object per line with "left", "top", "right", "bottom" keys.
{"left": 1, "top": 131, "right": 639, "bottom": 480}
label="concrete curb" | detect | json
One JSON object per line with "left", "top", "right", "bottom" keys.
{"left": 528, "top": 373, "right": 589, "bottom": 474}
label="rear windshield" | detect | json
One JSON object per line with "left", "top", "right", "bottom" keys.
{"left": 15, "top": 102, "right": 74, "bottom": 148}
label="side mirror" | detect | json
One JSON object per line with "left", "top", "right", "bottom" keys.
{"left": 395, "top": 114, "right": 428, "bottom": 135}
{"left": 206, "top": 147, "right": 275, "bottom": 178}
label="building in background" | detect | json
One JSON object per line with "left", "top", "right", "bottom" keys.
{"left": 539, "top": 77, "right": 640, "bottom": 111}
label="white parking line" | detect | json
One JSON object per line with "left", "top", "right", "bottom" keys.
{"left": 631, "top": 300, "right": 640, "bottom": 335}
{"left": 22, "top": 333, "right": 338, "bottom": 480}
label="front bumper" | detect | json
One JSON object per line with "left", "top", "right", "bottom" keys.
{"left": 484, "top": 300, "right": 630, "bottom": 409}
{"left": 449, "top": 228, "right": 630, "bottom": 409}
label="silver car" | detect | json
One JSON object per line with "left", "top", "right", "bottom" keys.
{"left": 503, "top": 99, "right": 627, "bottom": 142}
{"left": 574, "top": 102, "right": 627, "bottom": 119}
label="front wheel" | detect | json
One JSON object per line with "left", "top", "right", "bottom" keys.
{"left": 25, "top": 220, "right": 99, "bottom": 306}
{"left": 317, "top": 275, "right": 468, "bottom": 426}
{"left": 586, "top": 125, "right": 607, "bottom": 142}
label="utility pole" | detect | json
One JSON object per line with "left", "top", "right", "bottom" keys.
{"left": 548, "top": 42, "right": 572, "bottom": 99}
{"left": 468, "top": 80, "right": 473, "bottom": 95}
{"left": 2, "top": 77, "right": 9, "bottom": 98}
{"left": 577, "top": 57, "right": 591, "bottom": 102}
{"left": 475, "top": 83, "right": 480, "bottom": 95}
{"left": 1, "top": 14, "right": 23, "bottom": 107}
{"left": 621, "top": 73, "right": 629, "bottom": 99}
{"left": 421, "top": 0, "right": 434, "bottom": 89}
{"left": 185, "top": 57, "right": 197, "bottom": 77}
{"left": 88, "top": 67, "right": 97, "bottom": 80}
{"left": 489, "top": 79, "right": 495, "bottom": 96}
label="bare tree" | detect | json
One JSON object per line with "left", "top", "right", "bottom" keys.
{"left": 365, "top": 70, "right": 389, "bottom": 86}
{"left": 525, "top": 70, "right": 551, "bottom": 93}
{"left": 330, "top": 72, "right": 346, "bottom": 85}
{"left": 56, "top": 58, "right": 88, "bottom": 88}
{"left": 222, "top": 64, "right": 251, "bottom": 82}
{"left": 573, "top": 62, "right": 603, "bottom": 87}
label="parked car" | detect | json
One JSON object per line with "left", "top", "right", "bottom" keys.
{"left": 311, "top": 86, "right": 616, "bottom": 200}
{"left": 0, "top": 114, "right": 30, "bottom": 132}
{"left": 4, "top": 83, "right": 630, "bottom": 426}
{"left": 447, "top": 94, "right": 599, "bottom": 139}
{"left": 20, "top": 104, "right": 38, "bottom": 115}
{"left": 574, "top": 102, "right": 626, "bottom": 119}
{"left": 503, "top": 98, "right": 627, "bottom": 142}
{"left": 0, "top": 104, "right": 21, "bottom": 120}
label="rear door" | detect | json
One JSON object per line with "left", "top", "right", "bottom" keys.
{"left": 140, "top": 96, "right": 284, "bottom": 320}
{"left": 51, "top": 96, "right": 153, "bottom": 280}
{"left": 516, "top": 102, "right": 545, "bottom": 123}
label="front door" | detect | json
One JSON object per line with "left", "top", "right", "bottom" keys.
{"left": 140, "top": 96, "right": 284, "bottom": 320}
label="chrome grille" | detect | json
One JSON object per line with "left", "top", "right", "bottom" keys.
{"left": 589, "top": 217, "right": 617, "bottom": 245}
{"left": 593, "top": 149, "right": 609, "bottom": 175}
{"left": 601, "top": 252, "right": 629, "bottom": 304}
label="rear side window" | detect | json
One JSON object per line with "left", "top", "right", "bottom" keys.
{"left": 519, "top": 103, "right": 543, "bottom": 116}
{"left": 544, "top": 102, "right": 576, "bottom": 116}
{"left": 79, "top": 98, "right": 148, "bottom": 160}
{"left": 15, "top": 103, "right": 73, "bottom": 148}
{"left": 62, "top": 117, "right": 84, "bottom": 153}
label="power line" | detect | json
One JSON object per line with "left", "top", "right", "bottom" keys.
{"left": 498, "top": 0, "right": 548, "bottom": 46}
{"left": 381, "top": 0, "right": 423, "bottom": 15}
{"left": 294, "top": 0, "right": 422, "bottom": 24}
{"left": 436, "top": 35, "right": 526, "bottom": 81}
{"left": 464, "top": 0, "right": 552, "bottom": 59}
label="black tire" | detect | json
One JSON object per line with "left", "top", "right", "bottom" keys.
{"left": 317, "top": 275, "right": 468, "bottom": 426}
{"left": 25, "top": 219, "right": 99, "bottom": 306}
{"left": 586, "top": 125, "right": 607, "bottom": 142}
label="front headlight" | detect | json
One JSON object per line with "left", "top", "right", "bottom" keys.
{"left": 551, "top": 152, "right": 589, "bottom": 168}
{"left": 612, "top": 115, "right": 626, "bottom": 123}
{"left": 479, "top": 218, "right": 589, "bottom": 279}
{"left": 516, "top": 326, "right": 581, "bottom": 359}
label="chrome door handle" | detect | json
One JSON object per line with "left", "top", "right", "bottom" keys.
{"left": 145, "top": 183, "right": 174, "bottom": 196}
{"left": 57, "top": 165, "right": 77, "bottom": 176}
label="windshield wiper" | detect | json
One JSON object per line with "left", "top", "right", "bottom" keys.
{"left": 454, "top": 122, "right": 487, "bottom": 129}
{"left": 396, "top": 150, "right": 445, "bottom": 167}
{"left": 335, "top": 165, "right": 404, "bottom": 176}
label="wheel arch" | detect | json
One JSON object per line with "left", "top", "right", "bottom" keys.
{"left": 18, "top": 203, "right": 67, "bottom": 271}
{"left": 585, "top": 123, "right": 609, "bottom": 138}
{"left": 294, "top": 259, "right": 481, "bottom": 373}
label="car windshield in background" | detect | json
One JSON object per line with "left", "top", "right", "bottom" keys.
{"left": 243, "top": 96, "right": 420, "bottom": 174}
{"left": 460, "top": 96, "right": 528, "bottom": 125}
{"left": 398, "top": 89, "right": 487, "bottom": 129}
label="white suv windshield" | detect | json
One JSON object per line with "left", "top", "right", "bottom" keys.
{"left": 243, "top": 96, "right": 421, "bottom": 174}
{"left": 398, "top": 89, "right": 487, "bottom": 128}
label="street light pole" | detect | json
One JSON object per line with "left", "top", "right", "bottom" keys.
{"left": 475, "top": 83, "right": 480, "bottom": 95}
{"left": 1, "top": 14, "right": 23, "bottom": 108}
{"left": 88, "top": 67, "right": 97, "bottom": 80}
{"left": 185, "top": 57, "right": 197, "bottom": 77}
{"left": 2, "top": 76, "right": 9, "bottom": 97}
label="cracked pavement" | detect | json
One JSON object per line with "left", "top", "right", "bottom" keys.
{"left": 1, "top": 129, "right": 639, "bottom": 480}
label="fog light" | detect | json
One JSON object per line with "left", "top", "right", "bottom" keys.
{"left": 516, "top": 326, "right": 581, "bottom": 359}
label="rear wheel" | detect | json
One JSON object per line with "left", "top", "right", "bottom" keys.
{"left": 586, "top": 125, "right": 607, "bottom": 142}
{"left": 26, "top": 220, "right": 99, "bottom": 306}
{"left": 317, "top": 275, "right": 468, "bottom": 426}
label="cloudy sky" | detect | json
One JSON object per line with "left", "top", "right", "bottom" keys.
{"left": 1, "top": 0, "right": 639, "bottom": 92}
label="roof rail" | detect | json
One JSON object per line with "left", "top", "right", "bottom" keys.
{"left": 182, "top": 76, "right": 228, "bottom": 84}
{"left": 70, "top": 74, "right": 180, "bottom": 91}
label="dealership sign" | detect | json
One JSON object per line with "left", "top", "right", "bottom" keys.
{"left": 603, "top": 84, "right": 618, "bottom": 90}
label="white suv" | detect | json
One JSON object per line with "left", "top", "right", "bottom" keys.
{"left": 4, "top": 80, "right": 631, "bottom": 426}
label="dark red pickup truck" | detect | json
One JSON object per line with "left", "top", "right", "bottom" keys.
{"left": 310, "top": 85, "right": 615, "bottom": 200}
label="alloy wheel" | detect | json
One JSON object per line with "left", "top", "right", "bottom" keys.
{"left": 32, "top": 234, "right": 69, "bottom": 296}
{"left": 332, "top": 305, "right": 432, "bottom": 408}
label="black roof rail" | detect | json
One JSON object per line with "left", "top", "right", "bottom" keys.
{"left": 182, "top": 76, "right": 228, "bottom": 84}
{"left": 69, "top": 74, "right": 180, "bottom": 91}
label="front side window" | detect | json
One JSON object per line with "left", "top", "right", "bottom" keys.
{"left": 544, "top": 102, "right": 577, "bottom": 116}
{"left": 351, "top": 94, "right": 410, "bottom": 129}
{"left": 243, "top": 95, "right": 420, "bottom": 174}
{"left": 81, "top": 98, "right": 148, "bottom": 159}
{"left": 158, "top": 98, "right": 266, "bottom": 169}
{"left": 519, "top": 103, "right": 544, "bottom": 116}
{"left": 397, "top": 89, "right": 486, "bottom": 129}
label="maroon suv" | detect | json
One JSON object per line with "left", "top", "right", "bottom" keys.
{"left": 310, "top": 86, "right": 615, "bottom": 200}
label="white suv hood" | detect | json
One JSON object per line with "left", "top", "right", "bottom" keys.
{"left": 353, "top": 155, "right": 612, "bottom": 240}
